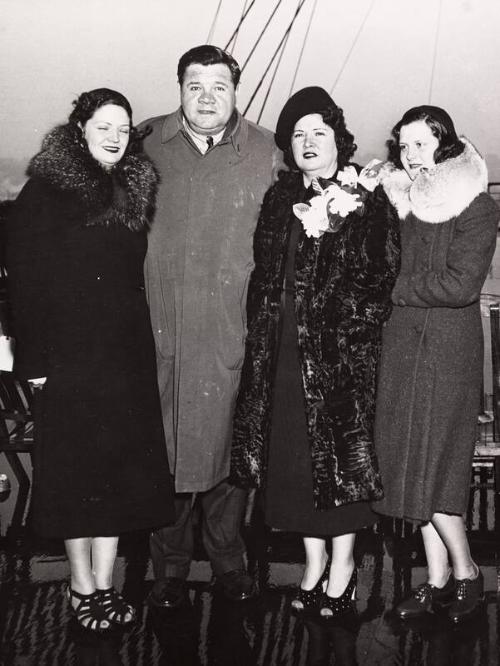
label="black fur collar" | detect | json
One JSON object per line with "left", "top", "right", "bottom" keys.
{"left": 27, "top": 124, "right": 158, "bottom": 231}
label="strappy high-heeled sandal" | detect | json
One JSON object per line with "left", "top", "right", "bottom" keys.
{"left": 319, "top": 567, "right": 357, "bottom": 618}
{"left": 96, "top": 587, "right": 136, "bottom": 625}
{"left": 291, "top": 557, "right": 331, "bottom": 611}
{"left": 67, "top": 588, "right": 110, "bottom": 632}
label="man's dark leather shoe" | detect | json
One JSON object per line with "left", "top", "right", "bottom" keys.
{"left": 218, "top": 569, "right": 256, "bottom": 601}
{"left": 449, "top": 568, "right": 484, "bottom": 623}
{"left": 147, "top": 577, "right": 188, "bottom": 609}
{"left": 396, "top": 574, "right": 455, "bottom": 619}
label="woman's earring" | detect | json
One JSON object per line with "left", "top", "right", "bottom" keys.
{"left": 77, "top": 125, "right": 87, "bottom": 150}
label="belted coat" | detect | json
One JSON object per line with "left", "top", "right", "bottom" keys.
{"left": 374, "top": 139, "right": 499, "bottom": 522}
{"left": 142, "top": 109, "right": 282, "bottom": 492}
{"left": 230, "top": 169, "right": 400, "bottom": 510}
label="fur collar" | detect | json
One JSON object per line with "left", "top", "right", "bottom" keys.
{"left": 27, "top": 124, "right": 158, "bottom": 231}
{"left": 380, "top": 138, "right": 488, "bottom": 223}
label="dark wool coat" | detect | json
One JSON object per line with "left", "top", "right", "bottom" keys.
{"left": 373, "top": 139, "right": 499, "bottom": 522}
{"left": 230, "top": 169, "right": 400, "bottom": 510}
{"left": 6, "top": 124, "right": 175, "bottom": 538}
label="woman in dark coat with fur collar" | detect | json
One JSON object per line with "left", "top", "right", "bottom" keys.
{"left": 374, "top": 106, "right": 499, "bottom": 623}
{"left": 230, "top": 87, "right": 400, "bottom": 616}
{"left": 7, "top": 89, "right": 174, "bottom": 631}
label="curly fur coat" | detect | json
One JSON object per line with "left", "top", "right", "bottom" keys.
{"left": 230, "top": 169, "right": 400, "bottom": 510}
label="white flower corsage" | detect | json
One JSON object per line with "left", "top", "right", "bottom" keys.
{"left": 292, "top": 160, "right": 385, "bottom": 238}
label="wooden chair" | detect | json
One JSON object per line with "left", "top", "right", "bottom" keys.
{"left": 487, "top": 181, "right": 500, "bottom": 207}
{"left": 0, "top": 372, "right": 34, "bottom": 492}
{"left": 474, "top": 301, "right": 500, "bottom": 493}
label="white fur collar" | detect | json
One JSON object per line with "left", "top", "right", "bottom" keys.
{"left": 380, "top": 138, "right": 488, "bottom": 223}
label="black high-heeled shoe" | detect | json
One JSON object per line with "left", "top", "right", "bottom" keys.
{"left": 291, "top": 556, "right": 331, "bottom": 611}
{"left": 67, "top": 587, "right": 110, "bottom": 632}
{"left": 96, "top": 587, "right": 136, "bottom": 625}
{"left": 319, "top": 567, "right": 357, "bottom": 618}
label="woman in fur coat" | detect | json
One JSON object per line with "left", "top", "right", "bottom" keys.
{"left": 7, "top": 89, "right": 174, "bottom": 631}
{"left": 374, "top": 105, "right": 499, "bottom": 623}
{"left": 230, "top": 87, "right": 400, "bottom": 617}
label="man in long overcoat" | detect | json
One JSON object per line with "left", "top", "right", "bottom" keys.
{"left": 141, "top": 45, "right": 281, "bottom": 606}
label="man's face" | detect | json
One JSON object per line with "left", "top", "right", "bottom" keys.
{"left": 180, "top": 63, "right": 236, "bottom": 136}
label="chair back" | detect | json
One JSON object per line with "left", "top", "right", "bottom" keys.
{"left": 0, "top": 373, "right": 34, "bottom": 453}
{"left": 490, "top": 303, "right": 500, "bottom": 439}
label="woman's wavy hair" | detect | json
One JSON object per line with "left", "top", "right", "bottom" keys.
{"left": 387, "top": 105, "right": 464, "bottom": 168}
{"left": 283, "top": 103, "right": 357, "bottom": 173}
{"left": 68, "top": 88, "right": 141, "bottom": 155}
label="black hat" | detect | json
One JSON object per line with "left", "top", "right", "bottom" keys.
{"left": 275, "top": 86, "right": 337, "bottom": 151}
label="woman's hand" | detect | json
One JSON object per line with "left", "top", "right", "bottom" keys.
{"left": 28, "top": 377, "right": 47, "bottom": 388}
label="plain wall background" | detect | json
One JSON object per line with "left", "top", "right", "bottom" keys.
{"left": 1, "top": 0, "right": 500, "bottom": 197}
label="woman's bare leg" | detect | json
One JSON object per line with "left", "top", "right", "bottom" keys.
{"left": 420, "top": 521, "right": 452, "bottom": 587}
{"left": 64, "top": 536, "right": 110, "bottom": 630}
{"left": 326, "top": 532, "right": 356, "bottom": 597}
{"left": 92, "top": 535, "right": 133, "bottom": 623}
{"left": 65, "top": 537, "right": 94, "bottom": 594}
{"left": 430, "top": 512, "right": 476, "bottom": 579}
{"left": 92, "top": 536, "right": 119, "bottom": 589}
{"left": 300, "top": 537, "right": 329, "bottom": 589}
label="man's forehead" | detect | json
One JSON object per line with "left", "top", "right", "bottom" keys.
{"left": 183, "top": 63, "right": 234, "bottom": 84}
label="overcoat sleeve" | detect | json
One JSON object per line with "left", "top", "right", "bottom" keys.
{"left": 392, "top": 193, "right": 499, "bottom": 308}
{"left": 6, "top": 180, "right": 53, "bottom": 379}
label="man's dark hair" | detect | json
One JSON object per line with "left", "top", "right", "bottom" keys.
{"left": 177, "top": 45, "right": 241, "bottom": 87}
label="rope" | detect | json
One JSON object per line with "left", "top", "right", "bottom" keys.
{"left": 241, "top": 0, "right": 285, "bottom": 74}
{"left": 428, "top": 0, "right": 443, "bottom": 102}
{"left": 224, "top": 0, "right": 257, "bottom": 52}
{"left": 206, "top": 0, "right": 224, "bottom": 44}
{"left": 256, "top": 27, "right": 291, "bottom": 123}
{"left": 229, "top": 0, "right": 249, "bottom": 55}
{"left": 329, "top": 0, "right": 376, "bottom": 95}
{"left": 289, "top": 0, "right": 318, "bottom": 96}
{"left": 243, "top": 0, "right": 307, "bottom": 116}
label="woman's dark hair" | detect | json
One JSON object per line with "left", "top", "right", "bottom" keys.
{"left": 387, "top": 105, "right": 464, "bottom": 168}
{"left": 177, "top": 45, "right": 241, "bottom": 87}
{"left": 283, "top": 103, "right": 357, "bottom": 173}
{"left": 69, "top": 88, "right": 141, "bottom": 155}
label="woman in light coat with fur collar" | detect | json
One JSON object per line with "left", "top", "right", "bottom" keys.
{"left": 374, "top": 105, "right": 499, "bottom": 623}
